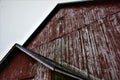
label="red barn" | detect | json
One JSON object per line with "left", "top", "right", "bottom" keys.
{"left": 0, "top": 1, "right": 120, "bottom": 80}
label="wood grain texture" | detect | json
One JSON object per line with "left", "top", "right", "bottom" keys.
{"left": 27, "top": 3, "right": 120, "bottom": 80}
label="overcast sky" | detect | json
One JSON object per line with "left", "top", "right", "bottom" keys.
{"left": 0, "top": 0, "right": 85, "bottom": 61}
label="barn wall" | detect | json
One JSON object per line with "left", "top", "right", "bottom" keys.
{"left": 34, "top": 63, "right": 51, "bottom": 80}
{"left": 0, "top": 50, "right": 36, "bottom": 80}
{"left": 27, "top": 3, "right": 120, "bottom": 80}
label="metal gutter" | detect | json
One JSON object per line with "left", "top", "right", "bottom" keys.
{"left": 16, "top": 44, "right": 54, "bottom": 70}
{"left": 0, "top": 43, "right": 101, "bottom": 80}
{"left": 16, "top": 44, "right": 99, "bottom": 80}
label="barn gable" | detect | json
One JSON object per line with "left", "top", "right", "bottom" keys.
{"left": 0, "top": 1, "right": 120, "bottom": 80}
{"left": 23, "top": 1, "right": 120, "bottom": 80}
{"left": 0, "top": 44, "right": 36, "bottom": 80}
{"left": 0, "top": 44, "right": 91, "bottom": 80}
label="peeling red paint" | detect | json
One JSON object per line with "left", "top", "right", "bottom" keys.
{"left": 26, "top": 2, "right": 120, "bottom": 80}
{"left": 0, "top": 51, "right": 36, "bottom": 80}
{"left": 34, "top": 63, "right": 51, "bottom": 80}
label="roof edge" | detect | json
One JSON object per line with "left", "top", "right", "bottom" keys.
{"left": 0, "top": 43, "right": 18, "bottom": 64}
{"left": 23, "top": 4, "right": 60, "bottom": 47}
{"left": 16, "top": 44, "right": 99, "bottom": 80}
{"left": 23, "top": 0, "right": 120, "bottom": 47}
{"left": 0, "top": 43, "right": 98, "bottom": 80}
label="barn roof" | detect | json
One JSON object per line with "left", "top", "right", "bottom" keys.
{"left": 0, "top": 43, "right": 94, "bottom": 80}
{"left": 1, "top": 0, "right": 119, "bottom": 80}
{"left": 23, "top": 0, "right": 119, "bottom": 47}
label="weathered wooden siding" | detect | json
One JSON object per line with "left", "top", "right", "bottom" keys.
{"left": 27, "top": 3, "right": 120, "bottom": 80}
{"left": 34, "top": 63, "right": 51, "bottom": 80}
{"left": 0, "top": 51, "right": 36, "bottom": 80}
